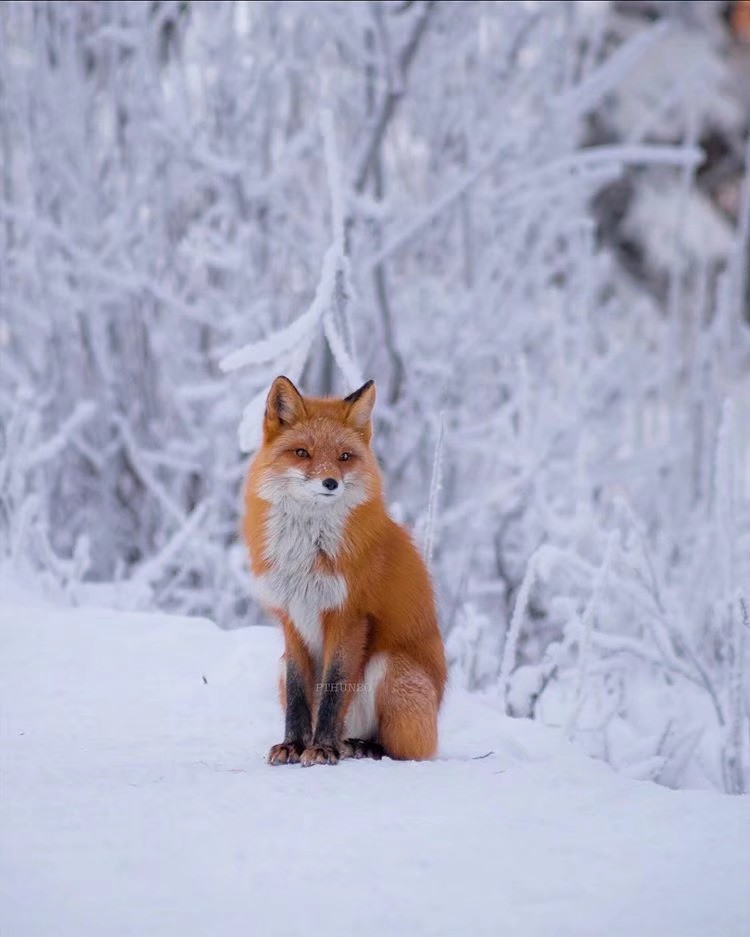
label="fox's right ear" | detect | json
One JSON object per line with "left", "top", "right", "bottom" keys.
{"left": 263, "top": 376, "right": 306, "bottom": 440}
{"left": 344, "top": 379, "right": 376, "bottom": 443}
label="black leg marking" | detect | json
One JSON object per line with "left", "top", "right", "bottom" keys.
{"left": 313, "top": 660, "right": 343, "bottom": 746}
{"left": 284, "top": 661, "right": 312, "bottom": 746}
{"left": 268, "top": 662, "right": 311, "bottom": 766}
{"left": 300, "top": 660, "right": 344, "bottom": 767}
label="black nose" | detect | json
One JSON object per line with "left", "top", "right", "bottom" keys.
{"left": 322, "top": 478, "right": 338, "bottom": 491}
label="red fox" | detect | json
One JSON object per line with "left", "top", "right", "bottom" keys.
{"left": 243, "top": 376, "right": 447, "bottom": 766}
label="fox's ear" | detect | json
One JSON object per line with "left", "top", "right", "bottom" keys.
{"left": 344, "top": 380, "right": 376, "bottom": 442}
{"left": 264, "top": 376, "right": 306, "bottom": 439}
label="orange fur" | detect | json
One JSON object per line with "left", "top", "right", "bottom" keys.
{"left": 243, "top": 376, "right": 447, "bottom": 763}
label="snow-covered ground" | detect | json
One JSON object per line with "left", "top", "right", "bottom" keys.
{"left": 2, "top": 597, "right": 749, "bottom": 937}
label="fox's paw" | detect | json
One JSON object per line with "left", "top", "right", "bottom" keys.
{"left": 267, "top": 741, "right": 305, "bottom": 765}
{"left": 341, "top": 738, "right": 385, "bottom": 760}
{"left": 300, "top": 743, "right": 340, "bottom": 767}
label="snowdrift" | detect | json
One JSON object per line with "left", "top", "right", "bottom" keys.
{"left": 2, "top": 600, "right": 748, "bottom": 937}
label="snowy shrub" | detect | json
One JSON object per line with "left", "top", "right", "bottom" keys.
{"left": 0, "top": 0, "right": 748, "bottom": 791}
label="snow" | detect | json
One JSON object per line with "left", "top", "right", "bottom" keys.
{"left": 2, "top": 598, "right": 748, "bottom": 937}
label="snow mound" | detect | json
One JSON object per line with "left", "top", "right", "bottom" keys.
{"left": 1, "top": 602, "right": 748, "bottom": 937}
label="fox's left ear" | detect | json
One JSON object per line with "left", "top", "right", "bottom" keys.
{"left": 264, "top": 375, "right": 307, "bottom": 441}
{"left": 344, "top": 380, "right": 376, "bottom": 442}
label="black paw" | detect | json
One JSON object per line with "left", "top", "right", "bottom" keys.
{"left": 300, "top": 743, "right": 340, "bottom": 767}
{"left": 267, "top": 741, "right": 305, "bottom": 765}
{"left": 341, "top": 738, "right": 385, "bottom": 760}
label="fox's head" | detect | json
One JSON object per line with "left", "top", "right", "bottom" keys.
{"left": 255, "top": 375, "right": 379, "bottom": 509}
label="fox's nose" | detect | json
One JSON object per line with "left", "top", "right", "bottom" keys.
{"left": 322, "top": 477, "right": 338, "bottom": 491}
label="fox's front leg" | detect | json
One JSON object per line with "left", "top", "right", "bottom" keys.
{"left": 268, "top": 627, "right": 313, "bottom": 765}
{"left": 300, "top": 658, "right": 346, "bottom": 766}
{"left": 300, "top": 615, "right": 366, "bottom": 767}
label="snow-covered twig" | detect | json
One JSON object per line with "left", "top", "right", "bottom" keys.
{"left": 220, "top": 110, "right": 362, "bottom": 448}
{"left": 422, "top": 412, "right": 445, "bottom": 570}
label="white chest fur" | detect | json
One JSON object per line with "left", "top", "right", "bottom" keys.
{"left": 253, "top": 499, "right": 348, "bottom": 662}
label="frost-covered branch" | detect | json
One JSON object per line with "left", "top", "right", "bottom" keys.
{"left": 220, "top": 110, "right": 362, "bottom": 449}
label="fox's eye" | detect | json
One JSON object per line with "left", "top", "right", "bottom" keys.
{"left": 294, "top": 448, "right": 310, "bottom": 459}
{"left": 339, "top": 452, "right": 352, "bottom": 462}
